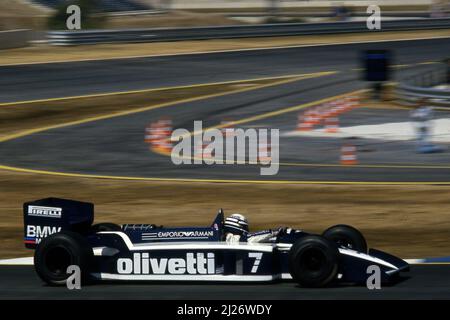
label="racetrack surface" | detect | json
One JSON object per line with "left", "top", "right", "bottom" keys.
{"left": 0, "top": 39, "right": 450, "bottom": 183}
{"left": 0, "top": 265, "right": 448, "bottom": 299}
{"left": 1, "top": 57, "right": 449, "bottom": 182}
{"left": 1, "top": 38, "right": 449, "bottom": 103}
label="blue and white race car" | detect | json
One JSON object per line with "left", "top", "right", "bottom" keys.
{"left": 24, "top": 198, "right": 409, "bottom": 287}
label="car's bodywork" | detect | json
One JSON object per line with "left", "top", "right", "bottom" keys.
{"left": 24, "top": 198, "right": 409, "bottom": 285}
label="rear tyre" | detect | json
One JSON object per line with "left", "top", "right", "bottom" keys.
{"left": 34, "top": 230, "right": 93, "bottom": 286}
{"left": 289, "top": 235, "right": 339, "bottom": 288}
{"left": 91, "top": 222, "right": 122, "bottom": 232}
{"left": 322, "top": 224, "right": 367, "bottom": 253}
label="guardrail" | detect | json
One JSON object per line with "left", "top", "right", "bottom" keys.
{"left": 397, "top": 84, "right": 450, "bottom": 107}
{"left": 396, "top": 64, "right": 450, "bottom": 107}
{"left": 403, "top": 67, "right": 447, "bottom": 87}
{"left": 48, "top": 18, "right": 450, "bottom": 46}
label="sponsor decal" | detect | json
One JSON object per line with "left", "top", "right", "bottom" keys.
{"left": 27, "top": 205, "right": 62, "bottom": 218}
{"left": 142, "top": 230, "right": 214, "bottom": 240}
{"left": 122, "top": 224, "right": 157, "bottom": 231}
{"left": 117, "top": 252, "right": 215, "bottom": 275}
{"left": 24, "top": 225, "right": 61, "bottom": 244}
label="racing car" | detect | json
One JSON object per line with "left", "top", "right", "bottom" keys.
{"left": 24, "top": 197, "right": 409, "bottom": 287}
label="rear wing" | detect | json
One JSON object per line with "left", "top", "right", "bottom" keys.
{"left": 23, "top": 198, "right": 94, "bottom": 249}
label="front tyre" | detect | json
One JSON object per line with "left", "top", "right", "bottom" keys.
{"left": 322, "top": 224, "right": 367, "bottom": 253}
{"left": 288, "top": 235, "right": 339, "bottom": 288}
{"left": 34, "top": 230, "right": 93, "bottom": 286}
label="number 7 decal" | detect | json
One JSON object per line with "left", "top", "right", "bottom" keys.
{"left": 248, "top": 252, "right": 263, "bottom": 273}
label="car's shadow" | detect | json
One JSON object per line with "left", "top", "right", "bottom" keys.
{"left": 299, "top": 275, "right": 411, "bottom": 289}
{"left": 84, "top": 275, "right": 411, "bottom": 288}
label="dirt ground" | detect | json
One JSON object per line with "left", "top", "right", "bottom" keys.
{"left": 2, "top": 29, "right": 449, "bottom": 66}
{"left": 0, "top": 0, "right": 50, "bottom": 31}
{"left": 104, "top": 10, "right": 239, "bottom": 29}
{"left": 0, "top": 0, "right": 430, "bottom": 31}
{"left": 0, "top": 2, "right": 239, "bottom": 30}
{"left": 2, "top": 169, "right": 450, "bottom": 259}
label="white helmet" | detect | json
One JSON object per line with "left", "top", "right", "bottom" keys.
{"left": 224, "top": 213, "right": 249, "bottom": 236}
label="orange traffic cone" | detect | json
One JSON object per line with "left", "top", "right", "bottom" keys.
{"left": 144, "top": 122, "right": 156, "bottom": 144}
{"left": 320, "top": 102, "right": 333, "bottom": 119}
{"left": 145, "top": 121, "right": 163, "bottom": 150}
{"left": 347, "top": 96, "right": 360, "bottom": 111}
{"left": 309, "top": 108, "right": 321, "bottom": 125}
{"left": 258, "top": 141, "right": 272, "bottom": 162}
{"left": 328, "top": 101, "right": 340, "bottom": 117}
{"left": 158, "top": 118, "right": 172, "bottom": 137}
{"left": 341, "top": 97, "right": 350, "bottom": 112}
{"left": 336, "top": 99, "right": 349, "bottom": 115}
{"left": 146, "top": 118, "right": 173, "bottom": 153}
{"left": 297, "top": 112, "right": 313, "bottom": 131}
{"left": 159, "top": 138, "right": 173, "bottom": 153}
{"left": 316, "top": 104, "right": 329, "bottom": 121}
{"left": 325, "top": 116, "right": 339, "bottom": 133}
{"left": 340, "top": 144, "right": 358, "bottom": 165}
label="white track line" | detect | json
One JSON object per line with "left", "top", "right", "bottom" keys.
{"left": 0, "top": 257, "right": 33, "bottom": 265}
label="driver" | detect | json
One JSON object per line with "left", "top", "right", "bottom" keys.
{"left": 224, "top": 213, "right": 283, "bottom": 243}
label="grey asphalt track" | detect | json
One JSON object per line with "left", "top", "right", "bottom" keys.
{"left": 1, "top": 61, "right": 449, "bottom": 182}
{"left": 1, "top": 38, "right": 450, "bottom": 103}
{"left": 0, "top": 265, "right": 448, "bottom": 299}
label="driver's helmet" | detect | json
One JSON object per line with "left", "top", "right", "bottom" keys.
{"left": 224, "top": 213, "right": 249, "bottom": 236}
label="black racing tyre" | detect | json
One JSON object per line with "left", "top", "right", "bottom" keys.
{"left": 322, "top": 224, "right": 367, "bottom": 253}
{"left": 289, "top": 235, "right": 339, "bottom": 288}
{"left": 34, "top": 230, "right": 93, "bottom": 286}
{"left": 91, "top": 222, "right": 122, "bottom": 232}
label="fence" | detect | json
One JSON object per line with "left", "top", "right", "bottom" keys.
{"left": 48, "top": 18, "right": 450, "bottom": 45}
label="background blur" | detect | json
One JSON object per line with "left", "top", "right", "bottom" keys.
{"left": 1, "top": 0, "right": 450, "bottom": 31}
